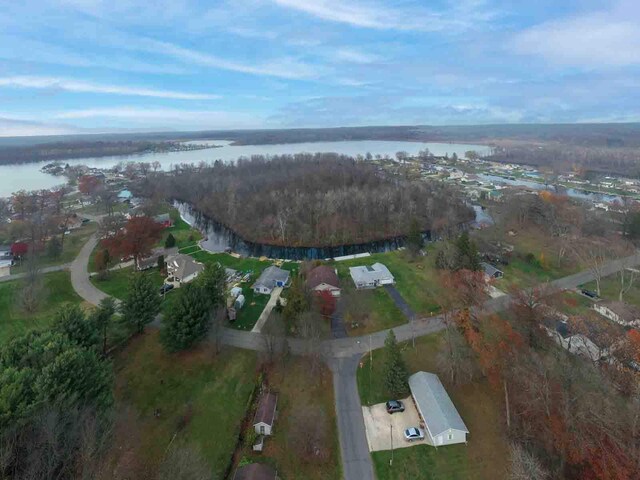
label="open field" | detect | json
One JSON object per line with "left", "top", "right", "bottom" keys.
{"left": 0, "top": 271, "right": 84, "bottom": 344}
{"left": 358, "top": 334, "right": 509, "bottom": 480}
{"left": 90, "top": 266, "right": 165, "bottom": 301}
{"left": 345, "top": 287, "right": 407, "bottom": 336}
{"left": 334, "top": 248, "right": 443, "bottom": 316}
{"left": 238, "top": 358, "right": 341, "bottom": 480}
{"left": 111, "top": 330, "right": 258, "bottom": 479}
{"left": 160, "top": 208, "right": 202, "bottom": 250}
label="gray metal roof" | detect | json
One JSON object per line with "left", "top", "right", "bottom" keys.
{"left": 253, "top": 266, "right": 290, "bottom": 290}
{"left": 349, "top": 262, "right": 394, "bottom": 285}
{"left": 409, "top": 372, "right": 469, "bottom": 437}
{"left": 481, "top": 262, "right": 502, "bottom": 277}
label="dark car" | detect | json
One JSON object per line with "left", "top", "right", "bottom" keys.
{"left": 385, "top": 400, "right": 405, "bottom": 414}
{"left": 581, "top": 289, "right": 599, "bottom": 299}
{"left": 159, "top": 284, "right": 174, "bottom": 295}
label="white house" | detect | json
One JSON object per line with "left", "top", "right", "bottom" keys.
{"left": 252, "top": 266, "right": 290, "bottom": 295}
{"left": 165, "top": 254, "right": 204, "bottom": 285}
{"left": 593, "top": 301, "right": 640, "bottom": 327}
{"left": 253, "top": 392, "right": 278, "bottom": 436}
{"left": 408, "top": 372, "right": 469, "bottom": 447}
{"left": 349, "top": 263, "right": 394, "bottom": 289}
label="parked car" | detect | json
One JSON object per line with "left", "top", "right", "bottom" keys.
{"left": 581, "top": 289, "right": 599, "bottom": 299}
{"left": 404, "top": 427, "right": 425, "bottom": 442}
{"left": 385, "top": 400, "right": 405, "bottom": 414}
{"left": 159, "top": 284, "right": 174, "bottom": 294}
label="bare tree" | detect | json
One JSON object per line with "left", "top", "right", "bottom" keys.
{"left": 157, "top": 444, "right": 212, "bottom": 480}
{"left": 262, "top": 311, "right": 287, "bottom": 364}
{"left": 508, "top": 443, "right": 549, "bottom": 480}
{"left": 18, "top": 253, "right": 45, "bottom": 314}
{"left": 573, "top": 240, "right": 609, "bottom": 296}
{"left": 289, "top": 405, "right": 330, "bottom": 464}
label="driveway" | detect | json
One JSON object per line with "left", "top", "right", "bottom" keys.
{"left": 251, "top": 287, "right": 283, "bottom": 333}
{"left": 362, "top": 397, "right": 426, "bottom": 452}
{"left": 331, "top": 296, "right": 348, "bottom": 338}
{"left": 70, "top": 234, "right": 109, "bottom": 306}
{"left": 384, "top": 284, "right": 415, "bottom": 320}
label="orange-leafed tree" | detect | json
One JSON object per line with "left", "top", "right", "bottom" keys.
{"left": 78, "top": 175, "right": 102, "bottom": 196}
{"left": 315, "top": 290, "right": 337, "bottom": 318}
{"left": 103, "top": 216, "right": 163, "bottom": 265}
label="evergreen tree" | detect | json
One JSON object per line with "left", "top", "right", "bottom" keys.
{"left": 120, "top": 273, "right": 160, "bottom": 334}
{"left": 282, "top": 276, "right": 309, "bottom": 327}
{"left": 455, "top": 232, "right": 481, "bottom": 271}
{"left": 406, "top": 218, "right": 424, "bottom": 257}
{"left": 197, "top": 262, "right": 227, "bottom": 309}
{"left": 91, "top": 297, "right": 117, "bottom": 355}
{"left": 161, "top": 284, "right": 211, "bottom": 352}
{"left": 164, "top": 233, "right": 176, "bottom": 249}
{"left": 47, "top": 236, "right": 62, "bottom": 259}
{"left": 384, "top": 330, "right": 409, "bottom": 397}
{"left": 53, "top": 304, "right": 99, "bottom": 350}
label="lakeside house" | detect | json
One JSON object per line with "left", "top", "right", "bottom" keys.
{"left": 408, "top": 372, "right": 469, "bottom": 447}
{"left": 165, "top": 253, "right": 204, "bottom": 285}
{"left": 349, "top": 263, "right": 394, "bottom": 289}
{"left": 253, "top": 266, "right": 290, "bottom": 295}
{"left": 306, "top": 265, "right": 341, "bottom": 297}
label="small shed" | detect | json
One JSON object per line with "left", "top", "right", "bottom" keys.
{"left": 235, "top": 294, "right": 246, "bottom": 310}
{"left": 233, "top": 463, "right": 278, "bottom": 480}
{"left": 230, "top": 286, "right": 243, "bottom": 298}
{"left": 253, "top": 392, "right": 278, "bottom": 436}
{"left": 481, "top": 262, "right": 503, "bottom": 279}
{"left": 408, "top": 372, "right": 469, "bottom": 447}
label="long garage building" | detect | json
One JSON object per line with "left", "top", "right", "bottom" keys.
{"left": 408, "top": 371, "right": 469, "bottom": 447}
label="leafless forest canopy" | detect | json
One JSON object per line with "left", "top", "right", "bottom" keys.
{"left": 151, "top": 153, "right": 473, "bottom": 247}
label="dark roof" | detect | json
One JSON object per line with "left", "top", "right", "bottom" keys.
{"left": 234, "top": 463, "right": 277, "bottom": 480}
{"left": 253, "top": 392, "right": 277, "bottom": 426}
{"left": 598, "top": 301, "right": 640, "bottom": 320}
{"left": 306, "top": 265, "right": 339, "bottom": 290}
{"left": 481, "top": 262, "right": 503, "bottom": 276}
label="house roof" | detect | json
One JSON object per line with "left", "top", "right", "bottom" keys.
{"left": 253, "top": 266, "right": 289, "bottom": 290}
{"left": 597, "top": 301, "right": 640, "bottom": 321}
{"left": 153, "top": 213, "right": 171, "bottom": 223}
{"left": 307, "top": 265, "right": 339, "bottom": 290}
{"left": 117, "top": 189, "right": 132, "bottom": 198}
{"left": 234, "top": 463, "right": 277, "bottom": 480}
{"left": 166, "top": 254, "right": 204, "bottom": 281}
{"left": 409, "top": 372, "right": 469, "bottom": 438}
{"left": 253, "top": 392, "right": 277, "bottom": 427}
{"left": 481, "top": 262, "right": 502, "bottom": 276}
{"left": 349, "top": 263, "right": 394, "bottom": 285}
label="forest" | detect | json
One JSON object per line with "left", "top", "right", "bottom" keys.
{"left": 146, "top": 153, "right": 473, "bottom": 247}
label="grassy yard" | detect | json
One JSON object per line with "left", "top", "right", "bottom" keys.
{"left": 358, "top": 334, "right": 509, "bottom": 480}
{"left": 161, "top": 208, "right": 202, "bottom": 251}
{"left": 580, "top": 273, "right": 640, "bottom": 307}
{"left": 0, "top": 271, "right": 85, "bottom": 345}
{"left": 111, "top": 331, "right": 258, "bottom": 479}
{"left": 334, "top": 248, "right": 443, "bottom": 316}
{"left": 239, "top": 358, "right": 341, "bottom": 480}
{"left": 11, "top": 223, "right": 97, "bottom": 274}
{"left": 345, "top": 287, "right": 407, "bottom": 336}
{"left": 232, "top": 287, "right": 270, "bottom": 331}
{"left": 90, "top": 266, "right": 165, "bottom": 301}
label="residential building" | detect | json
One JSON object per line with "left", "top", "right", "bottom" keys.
{"left": 253, "top": 266, "right": 290, "bottom": 295}
{"left": 408, "top": 372, "right": 469, "bottom": 447}
{"left": 165, "top": 253, "right": 204, "bottom": 284}
{"left": 306, "top": 265, "right": 340, "bottom": 297}
{"left": 153, "top": 213, "right": 173, "bottom": 228}
{"left": 593, "top": 301, "right": 640, "bottom": 327}
{"left": 253, "top": 391, "right": 278, "bottom": 436}
{"left": 349, "top": 263, "right": 394, "bottom": 289}
{"left": 481, "top": 262, "right": 504, "bottom": 279}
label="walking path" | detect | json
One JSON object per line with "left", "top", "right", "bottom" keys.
{"left": 251, "top": 287, "right": 283, "bottom": 333}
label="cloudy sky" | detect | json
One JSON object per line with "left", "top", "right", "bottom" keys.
{"left": 0, "top": 0, "right": 639, "bottom": 136}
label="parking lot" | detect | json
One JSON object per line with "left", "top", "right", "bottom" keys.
{"left": 361, "top": 396, "right": 428, "bottom": 452}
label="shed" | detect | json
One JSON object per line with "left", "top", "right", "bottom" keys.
{"left": 153, "top": 213, "right": 173, "bottom": 228}
{"left": 481, "top": 262, "right": 503, "bottom": 279}
{"left": 349, "top": 263, "right": 394, "bottom": 289}
{"left": 253, "top": 392, "right": 278, "bottom": 436}
{"left": 233, "top": 463, "right": 278, "bottom": 480}
{"left": 230, "top": 286, "right": 243, "bottom": 298}
{"left": 235, "top": 294, "right": 246, "bottom": 310}
{"left": 306, "top": 265, "right": 340, "bottom": 296}
{"left": 252, "top": 266, "right": 290, "bottom": 295}
{"left": 408, "top": 372, "right": 469, "bottom": 447}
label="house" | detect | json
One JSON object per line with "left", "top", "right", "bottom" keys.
{"left": 253, "top": 266, "right": 290, "bottom": 295}
{"left": 481, "top": 262, "right": 504, "bottom": 279}
{"left": 349, "top": 263, "right": 394, "bottom": 289}
{"left": 306, "top": 265, "right": 340, "bottom": 297}
{"left": 233, "top": 463, "right": 278, "bottom": 480}
{"left": 165, "top": 254, "right": 204, "bottom": 284}
{"left": 253, "top": 391, "right": 278, "bottom": 436}
{"left": 136, "top": 254, "right": 161, "bottom": 271}
{"left": 542, "top": 317, "right": 606, "bottom": 362}
{"left": 117, "top": 190, "right": 133, "bottom": 202}
{"left": 153, "top": 213, "right": 173, "bottom": 228}
{"left": 408, "top": 372, "right": 469, "bottom": 447}
{"left": 593, "top": 301, "right": 640, "bottom": 327}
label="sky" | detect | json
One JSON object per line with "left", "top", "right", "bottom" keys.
{"left": 0, "top": 0, "right": 639, "bottom": 136}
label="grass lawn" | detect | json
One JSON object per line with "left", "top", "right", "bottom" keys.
{"left": 90, "top": 266, "right": 164, "bottom": 301}
{"left": 239, "top": 358, "right": 341, "bottom": 480}
{"left": 10, "top": 223, "right": 97, "bottom": 274}
{"left": 334, "top": 249, "right": 443, "bottom": 316}
{"left": 580, "top": 273, "right": 640, "bottom": 307}
{"left": 77, "top": 201, "right": 129, "bottom": 216}
{"left": 346, "top": 287, "right": 407, "bottom": 336}
{"left": 111, "top": 330, "right": 258, "bottom": 479}
{"left": 232, "top": 288, "right": 270, "bottom": 331}
{"left": 161, "top": 208, "right": 203, "bottom": 251}
{"left": 0, "top": 271, "right": 85, "bottom": 345}
{"left": 358, "top": 334, "right": 509, "bottom": 480}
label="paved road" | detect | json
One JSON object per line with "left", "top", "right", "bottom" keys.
{"left": 0, "top": 263, "right": 71, "bottom": 283}
{"left": 70, "top": 234, "right": 109, "bottom": 306}
{"left": 384, "top": 284, "right": 416, "bottom": 320}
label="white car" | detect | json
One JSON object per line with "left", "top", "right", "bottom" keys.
{"left": 404, "top": 427, "right": 425, "bottom": 442}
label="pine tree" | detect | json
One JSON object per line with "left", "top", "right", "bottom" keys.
{"left": 120, "top": 273, "right": 160, "bottom": 334}
{"left": 384, "top": 330, "right": 409, "bottom": 397}
{"left": 53, "top": 304, "right": 99, "bottom": 350}
{"left": 161, "top": 284, "right": 211, "bottom": 352}
{"left": 165, "top": 233, "right": 176, "bottom": 249}
{"left": 91, "top": 297, "right": 117, "bottom": 355}
{"left": 455, "top": 232, "right": 481, "bottom": 271}
{"left": 197, "top": 262, "right": 227, "bottom": 309}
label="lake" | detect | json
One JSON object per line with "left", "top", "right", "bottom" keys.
{"left": 0, "top": 140, "right": 489, "bottom": 197}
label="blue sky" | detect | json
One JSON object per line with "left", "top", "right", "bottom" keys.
{"left": 0, "top": 0, "right": 639, "bottom": 136}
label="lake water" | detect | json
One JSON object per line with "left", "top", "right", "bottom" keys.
{"left": 0, "top": 140, "right": 489, "bottom": 197}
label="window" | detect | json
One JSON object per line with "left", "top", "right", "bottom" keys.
{"left": 260, "top": 425, "right": 265, "bottom": 434}
{"left": 448, "top": 433, "right": 453, "bottom": 440}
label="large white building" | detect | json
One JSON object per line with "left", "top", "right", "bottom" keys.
{"left": 408, "top": 372, "right": 469, "bottom": 447}
{"left": 349, "top": 263, "right": 394, "bottom": 289}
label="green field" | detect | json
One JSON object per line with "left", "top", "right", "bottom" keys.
{"left": 334, "top": 249, "right": 443, "bottom": 316}
{"left": 345, "top": 287, "right": 407, "bottom": 336}
{"left": 358, "top": 334, "right": 509, "bottom": 480}
{"left": 113, "top": 331, "right": 258, "bottom": 478}
{"left": 232, "top": 287, "right": 270, "bottom": 330}
{"left": 580, "top": 273, "right": 640, "bottom": 306}
{"left": 161, "top": 209, "right": 203, "bottom": 250}
{"left": 90, "top": 266, "right": 165, "bottom": 300}
{"left": 0, "top": 271, "right": 84, "bottom": 344}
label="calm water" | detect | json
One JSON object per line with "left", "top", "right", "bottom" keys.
{"left": 0, "top": 140, "right": 489, "bottom": 197}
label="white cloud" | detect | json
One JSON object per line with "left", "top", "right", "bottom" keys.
{"left": 513, "top": 2, "right": 640, "bottom": 67}
{"left": 334, "top": 48, "right": 381, "bottom": 64}
{"left": 0, "top": 76, "right": 219, "bottom": 100}
{"left": 0, "top": 117, "right": 79, "bottom": 137}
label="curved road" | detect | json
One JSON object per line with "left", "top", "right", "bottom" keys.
{"left": 67, "top": 234, "right": 640, "bottom": 480}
